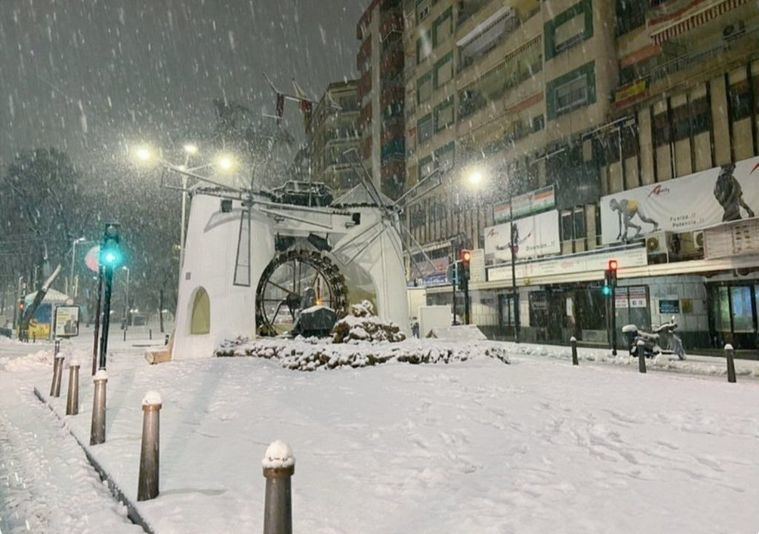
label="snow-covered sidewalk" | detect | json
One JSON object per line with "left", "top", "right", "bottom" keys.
{"left": 21, "top": 339, "right": 759, "bottom": 533}
{"left": 0, "top": 339, "right": 141, "bottom": 534}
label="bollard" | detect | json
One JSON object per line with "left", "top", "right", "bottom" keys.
{"left": 637, "top": 340, "right": 646, "bottom": 374}
{"left": 164, "top": 334, "right": 170, "bottom": 346}
{"left": 149, "top": 328, "right": 152, "bottom": 340}
{"left": 725, "top": 344, "right": 736, "bottom": 383}
{"left": 66, "top": 361, "right": 80, "bottom": 415}
{"left": 90, "top": 370, "right": 108, "bottom": 445}
{"left": 123, "top": 329, "right": 126, "bottom": 341}
{"left": 262, "top": 441, "right": 295, "bottom": 534}
{"left": 54, "top": 338, "right": 61, "bottom": 356}
{"left": 570, "top": 336, "right": 578, "bottom": 366}
{"left": 137, "top": 391, "right": 162, "bottom": 501}
{"left": 50, "top": 353, "right": 65, "bottom": 397}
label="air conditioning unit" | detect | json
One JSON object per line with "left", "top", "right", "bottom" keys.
{"left": 723, "top": 21, "right": 745, "bottom": 41}
{"left": 692, "top": 230, "right": 704, "bottom": 251}
{"left": 645, "top": 231, "right": 671, "bottom": 255}
{"left": 673, "top": 230, "right": 704, "bottom": 258}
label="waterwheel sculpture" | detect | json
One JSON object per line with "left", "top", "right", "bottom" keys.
{"left": 255, "top": 249, "right": 349, "bottom": 336}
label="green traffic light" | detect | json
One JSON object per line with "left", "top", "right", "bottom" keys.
{"left": 101, "top": 247, "right": 123, "bottom": 267}
{"left": 602, "top": 285, "right": 612, "bottom": 297}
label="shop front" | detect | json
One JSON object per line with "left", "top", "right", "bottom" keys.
{"left": 707, "top": 281, "right": 759, "bottom": 350}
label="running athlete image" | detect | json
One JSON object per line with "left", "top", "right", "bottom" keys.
{"left": 609, "top": 198, "right": 660, "bottom": 242}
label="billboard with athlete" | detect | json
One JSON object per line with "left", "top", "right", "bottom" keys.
{"left": 600, "top": 156, "right": 759, "bottom": 244}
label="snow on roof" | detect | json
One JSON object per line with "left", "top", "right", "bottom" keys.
{"left": 332, "top": 184, "right": 392, "bottom": 207}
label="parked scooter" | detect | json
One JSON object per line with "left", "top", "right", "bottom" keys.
{"left": 622, "top": 317, "right": 686, "bottom": 360}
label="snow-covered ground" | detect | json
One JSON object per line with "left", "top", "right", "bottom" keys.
{"left": 0, "top": 337, "right": 141, "bottom": 534}
{"left": 2, "top": 333, "right": 759, "bottom": 533}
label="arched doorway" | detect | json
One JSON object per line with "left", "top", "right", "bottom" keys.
{"left": 190, "top": 287, "right": 210, "bottom": 335}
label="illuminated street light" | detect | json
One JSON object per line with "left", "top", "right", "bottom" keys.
{"left": 133, "top": 144, "right": 155, "bottom": 165}
{"left": 183, "top": 143, "right": 199, "bottom": 155}
{"left": 215, "top": 153, "right": 238, "bottom": 173}
{"left": 467, "top": 169, "right": 484, "bottom": 188}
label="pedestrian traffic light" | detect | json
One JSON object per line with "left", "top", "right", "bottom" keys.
{"left": 602, "top": 281, "right": 612, "bottom": 297}
{"left": 100, "top": 223, "right": 123, "bottom": 268}
{"left": 460, "top": 249, "right": 472, "bottom": 269}
{"left": 608, "top": 259, "right": 618, "bottom": 283}
{"left": 17, "top": 299, "right": 25, "bottom": 316}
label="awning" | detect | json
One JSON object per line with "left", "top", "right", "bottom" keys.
{"left": 650, "top": 0, "right": 749, "bottom": 46}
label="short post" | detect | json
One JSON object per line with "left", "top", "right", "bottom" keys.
{"left": 164, "top": 334, "right": 169, "bottom": 346}
{"left": 262, "top": 441, "right": 295, "bottom": 534}
{"left": 123, "top": 328, "right": 126, "bottom": 341}
{"left": 50, "top": 352, "right": 65, "bottom": 397}
{"left": 149, "top": 328, "right": 152, "bottom": 340}
{"left": 637, "top": 340, "right": 646, "bottom": 374}
{"left": 90, "top": 370, "right": 108, "bottom": 445}
{"left": 137, "top": 391, "right": 162, "bottom": 501}
{"left": 725, "top": 344, "right": 736, "bottom": 383}
{"left": 54, "top": 338, "right": 61, "bottom": 356}
{"left": 570, "top": 336, "right": 578, "bottom": 366}
{"left": 66, "top": 360, "right": 80, "bottom": 415}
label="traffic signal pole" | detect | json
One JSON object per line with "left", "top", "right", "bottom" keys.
{"left": 91, "top": 265, "right": 104, "bottom": 375}
{"left": 98, "top": 262, "right": 114, "bottom": 370}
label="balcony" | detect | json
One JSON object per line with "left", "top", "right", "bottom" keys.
{"left": 458, "top": 7, "right": 521, "bottom": 72}
{"left": 457, "top": 0, "right": 489, "bottom": 27}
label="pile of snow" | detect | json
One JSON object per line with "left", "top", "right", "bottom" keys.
{"left": 0, "top": 349, "right": 53, "bottom": 372}
{"left": 216, "top": 337, "right": 509, "bottom": 371}
{"left": 427, "top": 324, "right": 487, "bottom": 341}
{"left": 332, "top": 300, "right": 405, "bottom": 343}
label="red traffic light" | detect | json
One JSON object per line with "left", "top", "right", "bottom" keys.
{"left": 460, "top": 249, "right": 472, "bottom": 266}
{"left": 608, "top": 259, "right": 618, "bottom": 272}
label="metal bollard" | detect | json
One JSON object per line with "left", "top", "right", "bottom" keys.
{"left": 50, "top": 353, "right": 65, "bottom": 397}
{"left": 138, "top": 391, "right": 162, "bottom": 501}
{"left": 637, "top": 340, "right": 646, "bottom": 374}
{"left": 54, "top": 338, "right": 61, "bottom": 356}
{"left": 262, "top": 441, "right": 295, "bottom": 534}
{"left": 570, "top": 336, "right": 578, "bottom": 366}
{"left": 90, "top": 370, "right": 108, "bottom": 445}
{"left": 149, "top": 328, "right": 152, "bottom": 340}
{"left": 66, "top": 361, "right": 80, "bottom": 415}
{"left": 164, "top": 334, "right": 170, "bottom": 346}
{"left": 725, "top": 344, "right": 736, "bottom": 383}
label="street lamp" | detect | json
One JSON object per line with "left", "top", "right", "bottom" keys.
{"left": 215, "top": 153, "right": 238, "bottom": 173}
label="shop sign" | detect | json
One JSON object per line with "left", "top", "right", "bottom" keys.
{"left": 659, "top": 299, "right": 680, "bottom": 314}
{"left": 628, "top": 287, "right": 648, "bottom": 308}
{"left": 493, "top": 185, "right": 555, "bottom": 223}
{"left": 600, "top": 156, "right": 759, "bottom": 244}
{"left": 615, "top": 290, "right": 629, "bottom": 309}
{"left": 484, "top": 210, "right": 560, "bottom": 263}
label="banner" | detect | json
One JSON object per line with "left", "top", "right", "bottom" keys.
{"left": 54, "top": 305, "right": 80, "bottom": 337}
{"left": 601, "top": 156, "right": 759, "bottom": 244}
{"left": 484, "top": 210, "right": 560, "bottom": 263}
{"left": 493, "top": 185, "right": 555, "bottom": 223}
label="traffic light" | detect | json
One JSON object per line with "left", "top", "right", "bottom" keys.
{"left": 460, "top": 249, "right": 472, "bottom": 269}
{"left": 608, "top": 259, "right": 618, "bottom": 283}
{"left": 100, "top": 223, "right": 123, "bottom": 268}
{"left": 17, "top": 299, "right": 25, "bottom": 317}
{"left": 602, "top": 259, "right": 618, "bottom": 297}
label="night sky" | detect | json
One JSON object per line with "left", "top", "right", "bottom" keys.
{"left": 0, "top": 0, "right": 368, "bottom": 171}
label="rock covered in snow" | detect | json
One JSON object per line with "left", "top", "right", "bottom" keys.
{"left": 332, "top": 300, "right": 405, "bottom": 344}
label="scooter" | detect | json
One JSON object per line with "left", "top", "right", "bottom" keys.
{"left": 622, "top": 317, "right": 686, "bottom": 360}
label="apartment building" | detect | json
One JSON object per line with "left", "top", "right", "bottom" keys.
{"left": 357, "top": 0, "right": 407, "bottom": 200}
{"left": 309, "top": 80, "right": 362, "bottom": 196}
{"left": 403, "top": 0, "right": 759, "bottom": 351}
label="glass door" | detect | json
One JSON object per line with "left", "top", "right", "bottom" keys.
{"left": 730, "top": 286, "right": 757, "bottom": 349}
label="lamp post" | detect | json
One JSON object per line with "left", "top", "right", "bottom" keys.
{"left": 508, "top": 192, "right": 520, "bottom": 343}
{"left": 122, "top": 266, "right": 130, "bottom": 335}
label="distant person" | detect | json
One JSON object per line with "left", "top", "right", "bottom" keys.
{"left": 714, "top": 163, "right": 755, "bottom": 221}
{"left": 411, "top": 318, "right": 419, "bottom": 338}
{"left": 609, "top": 198, "right": 659, "bottom": 241}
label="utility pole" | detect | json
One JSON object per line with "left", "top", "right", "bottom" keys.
{"left": 509, "top": 195, "right": 520, "bottom": 343}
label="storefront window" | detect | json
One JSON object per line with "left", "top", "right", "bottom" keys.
{"left": 716, "top": 286, "right": 731, "bottom": 332}
{"left": 731, "top": 286, "right": 755, "bottom": 333}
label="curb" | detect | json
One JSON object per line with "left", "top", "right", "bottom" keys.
{"left": 33, "top": 387, "right": 155, "bottom": 534}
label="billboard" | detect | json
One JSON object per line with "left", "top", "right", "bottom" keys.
{"left": 493, "top": 185, "right": 555, "bottom": 223}
{"left": 54, "top": 305, "right": 80, "bottom": 337}
{"left": 484, "top": 210, "right": 560, "bottom": 263}
{"left": 600, "top": 156, "right": 759, "bottom": 244}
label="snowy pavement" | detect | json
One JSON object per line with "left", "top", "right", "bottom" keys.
{"left": 5, "top": 335, "right": 756, "bottom": 533}
{"left": 0, "top": 338, "right": 141, "bottom": 534}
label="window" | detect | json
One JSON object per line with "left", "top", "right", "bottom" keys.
{"left": 417, "top": 72, "right": 433, "bottom": 104}
{"left": 729, "top": 79, "right": 753, "bottom": 122}
{"left": 434, "top": 98, "right": 455, "bottom": 131}
{"left": 616, "top": 0, "right": 646, "bottom": 36}
{"left": 190, "top": 287, "right": 210, "bottom": 335}
{"left": 671, "top": 104, "right": 690, "bottom": 142}
{"left": 417, "top": 114, "right": 434, "bottom": 144}
{"left": 417, "top": 32, "right": 432, "bottom": 63}
{"left": 419, "top": 155, "right": 435, "bottom": 180}
{"left": 573, "top": 208, "right": 587, "bottom": 239}
{"left": 416, "top": 0, "right": 431, "bottom": 23}
{"left": 561, "top": 211, "right": 573, "bottom": 241}
{"left": 544, "top": 0, "right": 593, "bottom": 59}
{"left": 458, "top": 8, "right": 519, "bottom": 70}
{"left": 532, "top": 115, "right": 545, "bottom": 133}
{"left": 547, "top": 62, "right": 596, "bottom": 119}
{"left": 434, "top": 142, "right": 455, "bottom": 171}
{"left": 434, "top": 53, "right": 453, "bottom": 88}
{"left": 689, "top": 97, "right": 711, "bottom": 136}
{"left": 652, "top": 111, "right": 670, "bottom": 147}
{"left": 433, "top": 8, "right": 453, "bottom": 47}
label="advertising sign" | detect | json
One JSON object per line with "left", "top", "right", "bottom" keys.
{"left": 600, "top": 156, "right": 759, "bottom": 244}
{"left": 28, "top": 303, "right": 52, "bottom": 341}
{"left": 484, "top": 210, "right": 560, "bottom": 263}
{"left": 54, "top": 305, "right": 80, "bottom": 337}
{"left": 658, "top": 299, "right": 680, "bottom": 315}
{"left": 493, "top": 185, "right": 555, "bottom": 223}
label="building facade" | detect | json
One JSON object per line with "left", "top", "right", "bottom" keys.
{"left": 309, "top": 80, "right": 362, "bottom": 196}
{"left": 357, "top": 0, "right": 407, "bottom": 199}
{"left": 401, "top": 0, "right": 759, "bottom": 351}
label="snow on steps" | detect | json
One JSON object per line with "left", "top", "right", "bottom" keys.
{"left": 216, "top": 337, "right": 510, "bottom": 371}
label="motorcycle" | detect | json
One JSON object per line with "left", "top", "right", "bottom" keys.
{"left": 622, "top": 317, "right": 686, "bottom": 360}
